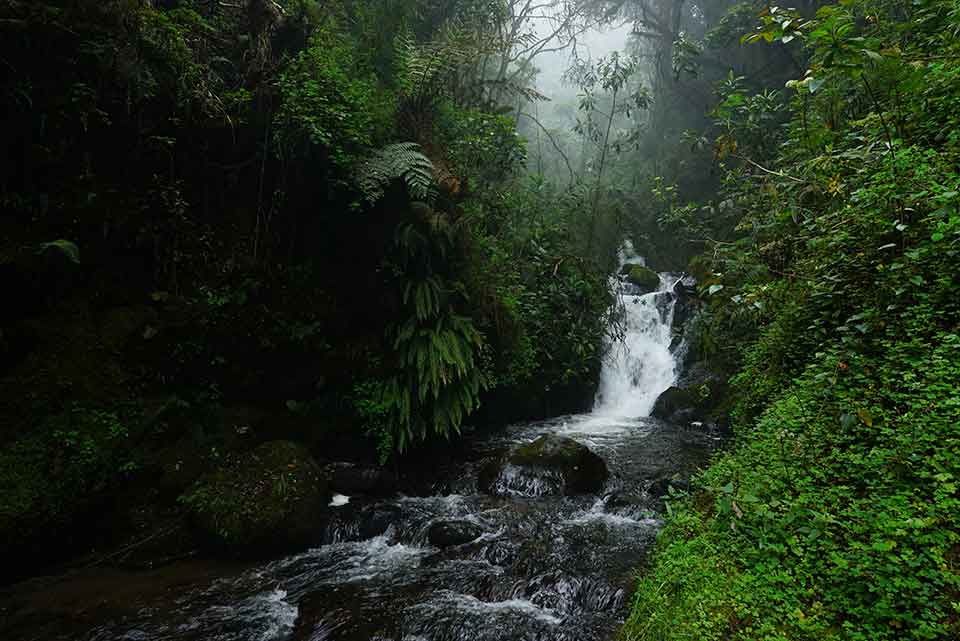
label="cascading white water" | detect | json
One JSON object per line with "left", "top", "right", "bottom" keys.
{"left": 592, "top": 248, "right": 679, "bottom": 419}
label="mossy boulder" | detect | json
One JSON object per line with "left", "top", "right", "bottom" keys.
{"left": 652, "top": 367, "right": 728, "bottom": 426}
{"left": 0, "top": 240, "right": 82, "bottom": 320}
{"left": 479, "top": 435, "right": 609, "bottom": 496}
{"left": 620, "top": 263, "right": 660, "bottom": 293}
{"left": 326, "top": 461, "right": 396, "bottom": 496}
{"left": 184, "top": 440, "right": 329, "bottom": 555}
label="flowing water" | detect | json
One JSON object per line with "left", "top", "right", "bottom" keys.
{"left": 1, "top": 265, "right": 717, "bottom": 641}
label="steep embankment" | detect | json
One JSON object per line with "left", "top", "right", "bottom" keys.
{"left": 625, "top": 2, "right": 960, "bottom": 640}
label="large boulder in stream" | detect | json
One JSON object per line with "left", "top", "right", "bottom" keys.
{"left": 184, "top": 440, "right": 329, "bottom": 555}
{"left": 620, "top": 263, "right": 660, "bottom": 293}
{"left": 479, "top": 435, "right": 609, "bottom": 497}
{"left": 652, "top": 362, "right": 729, "bottom": 427}
{"left": 325, "top": 461, "right": 396, "bottom": 496}
{"left": 651, "top": 386, "right": 701, "bottom": 424}
{"left": 427, "top": 519, "right": 484, "bottom": 547}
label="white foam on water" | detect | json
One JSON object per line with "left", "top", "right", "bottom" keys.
{"left": 329, "top": 493, "right": 350, "bottom": 507}
{"left": 252, "top": 589, "right": 299, "bottom": 641}
{"left": 593, "top": 244, "right": 680, "bottom": 419}
{"left": 337, "top": 535, "right": 430, "bottom": 583}
{"left": 176, "top": 588, "right": 297, "bottom": 641}
{"left": 435, "top": 592, "right": 562, "bottom": 626}
{"left": 563, "top": 501, "right": 661, "bottom": 529}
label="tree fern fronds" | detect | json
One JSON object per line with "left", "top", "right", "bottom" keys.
{"left": 355, "top": 142, "right": 436, "bottom": 204}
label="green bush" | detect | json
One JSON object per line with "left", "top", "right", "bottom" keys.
{"left": 275, "top": 20, "right": 394, "bottom": 170}
{"left": 0, "top": 406, "right": 135, "bottom": 549}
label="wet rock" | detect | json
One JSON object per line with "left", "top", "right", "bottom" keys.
{"left": 326, "top": 462, "right": 396, "bottom": 496}
{"left": 358, "top": 503, "right": 402, "bottom": 539}
{"left": 676, "top": 360, "right": 721, "bottom": 390}
{"left": 185, "top": 440, "right": 328, "bottom": 555}
{"left": 651, "top": 386, "right": 699, "bottom": 422}
{"left": 603, "top": 492, "right": 645, "bottom": 510}
{"left": 292, "top": 583, "right": 405, "bottom": 641}
{"left": 427, "top": 519, "right": 484, "bottom": 547}
{"left": 324, "top": 499, "right": 402, "bottom": 542}
{"left": 620, "top": 263, "right": 660, "bottom": 293}
{"left": 652, "top": 361, "right": 728, "bottom": 425}
{"left": 671, "top": 275, "right": 701, "bottom": 329}
{"left": 479, "top": 435, "right": 609, "bottom": 496}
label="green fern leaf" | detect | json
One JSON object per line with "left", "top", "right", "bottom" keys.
{"left": 355, "top": 142, "right": 436, "bottom": 205}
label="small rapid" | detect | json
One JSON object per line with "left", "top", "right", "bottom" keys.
{"left": 6, "top": 256, "right": 716, "bottom": 641}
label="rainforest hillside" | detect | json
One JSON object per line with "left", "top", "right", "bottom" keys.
{"left": 1, "top": 1, "right": 958, "bottom": 640}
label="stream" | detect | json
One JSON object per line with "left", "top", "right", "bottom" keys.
{"left": 2, "top": 265, "right": 719, "bottom": 641}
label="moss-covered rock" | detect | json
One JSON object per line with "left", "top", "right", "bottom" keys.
{"left": 652, "top": 365, "right": 728, "bottom": 426}
{"left": 479, "top": 435, "right": 609, "bottom": 496}
{"left": 183, "top": 440, "right": 329, "bottom": 555}
{"left": 621, "top": 263, "right": 660, "bottom": 293}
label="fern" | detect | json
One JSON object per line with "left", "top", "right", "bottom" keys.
{"left": 355, "top": 142, "right": 436, "bottom": 204}
{"left": 394, "top": 25, "right": 471, "bottom": 103}
{"left": 385, "top": 311, "right": 485, "bottom": 451}
{"left": 376, "top": 213, "right": 487, "bottom": 454}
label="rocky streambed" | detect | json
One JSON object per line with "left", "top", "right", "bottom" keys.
{"left": 1, "top": 414, "right": 718, "bottom": 641}
{"left": 0, "top": 260, "right": 725, "bottom": 641}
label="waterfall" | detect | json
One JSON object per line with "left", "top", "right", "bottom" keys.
{"left": 592, "top": 247, "right": 679, "bottom": 419}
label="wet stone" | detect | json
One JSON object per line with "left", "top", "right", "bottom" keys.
{"left": 427, "top": 519, "right": 484, "bottom": 547}
{"left": 478, "top": 435, "right": 609, "bottom": 497}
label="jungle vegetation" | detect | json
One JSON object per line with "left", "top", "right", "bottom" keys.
{"left": 1, "top": 0, "right": 958, "bottom": 639}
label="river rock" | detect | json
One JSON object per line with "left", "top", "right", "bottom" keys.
{"left": 653, "top": 360, "right": 729, "bottom": 425}
{"left": 671, "top": 275, "right": 700, "bottom": 329}
{"left": 603, "top": 492, "right": 646, "bottom": 510}
{"left": 479, "top": 435, "right": 609, "bottom": 496}
{"left": 326, "top": 461, "right": 396, "bottom": 495}
{"left": 651, "top": 386, "right": 700, "bottom": 423}
{"left": 620, "top": 263, "right": 660, "bottom": 293}
{"left": 185, "top": 440, "right": 329, "bottom": 555}
{"left": 357, "top": 503, "right": 402, "bottom": 539}
{"left": 325, "top": 500, "right": 402, "bottom": 542}
{"left": 427, "top": 519, "right": 484, "bottom": 547}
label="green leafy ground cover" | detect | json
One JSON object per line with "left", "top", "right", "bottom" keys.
{"left": 625, "top": 1, "right": 960, "bottom": 639}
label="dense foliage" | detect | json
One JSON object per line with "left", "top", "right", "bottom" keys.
{"left": 624, "top": 1, "right": 960, "bottom": 639}
{"left": 0, "top": 0, "right": 616, "bottom": 575}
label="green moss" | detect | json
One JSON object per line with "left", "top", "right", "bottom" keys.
{"left": 0, "top": 304, "right": 154, "bottom": 440}
{"left": 622, "top": 263, "right": 660, "bottom": 292}
{"left": 512, "top": 435, "right": 585, "bottom": 466}
{"left": 182, "top": 440, "right": 328, "bottom": 552}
